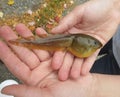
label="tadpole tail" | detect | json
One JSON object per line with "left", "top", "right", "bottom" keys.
{"left": 9, "top": 34, "right": 74, "bottom": 51}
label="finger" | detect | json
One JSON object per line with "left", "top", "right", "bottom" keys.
{"left": 0, "top": 25, "right": 40, "bottom": 69}
{"left": 0, "top": 41, "right": 30, "bottom": 82}
{"left": 15, "top": 23, "right": 33, "bottom": 37}
{"left": 36, "top": 27, "right": 48, "bottom": 37}
{"left": 58, "top": 52, "right": 74, "bottom": 81}
{"left": 0, "top": 41, "right": 53, "bottom": 85}
{"left": 1, "top": 85, "right": 43, "bottom": 97}
{"left": 70, "top": 58, "right": 83, "bottom": 79}
{"left": 51, "top": 51, "right": 66, "bottom": 70}
{"left": 81, "top": 50, "right": 100, "bottom": 75}
{"left": 34, "top": 27, "right": 51, "bottom": 61}
{"left": 51, "top": 6, "right": 84, "bottom": 33}
{"left": 16, "top": 24, "right": 54, "bottom": 85}
{"left": 16, "top": 24, "right": 51, "bottom": 62}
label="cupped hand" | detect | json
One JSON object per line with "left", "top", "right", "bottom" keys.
{"left": 2, "top": 73, "right": 95, "bottom": 97}
{"left": 0, "top": 23, "right": 54, "bottom": 86}
{"left": 0, "top": 24, "right": 96, "bottom": 97}
{"left": 51, "top": 0, "right": 120, "bottom": 80}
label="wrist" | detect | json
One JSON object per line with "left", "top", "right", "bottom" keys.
{"left": 92, "top": 74, "right": 120, "bottom": 97}
{"left": 90, "top": 74, "right": 100, "bottom": 97}
{"left": 113, "top": 0, "right": 120, "bottom": 10}
{"left": 92, "top": 74, "right": 114, "bottom": 97}
{"left": 77, "top": 74, "right": 98, "bottom": 97}
{"left": 113, "top": 0, "right": 120, "bottom": 23}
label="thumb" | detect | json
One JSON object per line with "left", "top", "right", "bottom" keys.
{"left": 1, "top": 85, "right": 43, "bottom": 97}
{"left": 51, "top": 6, "right": 84, "bottom": 34}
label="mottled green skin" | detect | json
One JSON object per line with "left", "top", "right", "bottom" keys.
{"left": 9, "top": 34, "right": 102, "bottom": 58}
{"left": 68, "top": 34, "right": 102, "bottom": 57}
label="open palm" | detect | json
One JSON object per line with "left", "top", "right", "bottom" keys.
{"left": 2, "top": 72, "right": 94, "bottom": 97}
{"left": 0, "top": 24, "right": 95, "bottom": 97}
{"left": 0, "top": 24, "right": 54, "bottom": 86}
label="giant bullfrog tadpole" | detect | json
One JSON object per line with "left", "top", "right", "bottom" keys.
{"left": 9, "top": 34, "right": 103, "bottom": 58}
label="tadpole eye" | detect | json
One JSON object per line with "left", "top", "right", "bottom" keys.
{"left": 94, "top": 41, "right": 97, "bottom": 45}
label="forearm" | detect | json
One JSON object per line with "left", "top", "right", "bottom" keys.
{"left": 114, "top": 0, "right": 120, "bottom": 11}
{"left": 93, "top": 74, "right": 120, "bottom": 97}
{"left": 114, "top": 0, "right": 120, "bottom": 6}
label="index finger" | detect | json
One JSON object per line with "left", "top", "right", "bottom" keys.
{"left": 0, "top": 41, "right": 30, "bottom": 83}
{"left": 0, "top": 25, "right": 40, "bottom": 69}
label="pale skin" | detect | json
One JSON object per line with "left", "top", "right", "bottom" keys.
{"left": 0, "top": 25, "right": 120, "bottom": 97}
{"left": 51, "top": 0, "right": 120, "bottom": 80}
{"left": 0, "top": 0, "right": 120, "bottom": 97}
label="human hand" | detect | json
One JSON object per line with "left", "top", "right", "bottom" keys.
{"left": 50, "top": 0, "right": 120, "bottom": 80}
{"left": 0, "top": 25, "right": 96, "bottom": 97}
{"left": 0, "top": 23, "right": 54, "bottom": 86}
{"left": 1, "top": 73, "right": 95, "bottom": 97}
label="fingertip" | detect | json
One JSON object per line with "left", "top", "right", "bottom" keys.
{"left": 15, "top": 23, "right": 25, "bottom": 28}
{"left": 81, "top": 69, "right": 89, "bottom": 76}
{"left": 0, "top": 80, "right": 18, "bottom": 96}
{"left": 1, "top": 85, "right": 12, "bottom": 95}
{"left": 1, "top": 84, "right": 28, "bottom": 97}
{"left": 35, "top": 27, "right": 47, "bottom": 35}
{"left": 51, "top": 57, "right": 62, "bottom": 70}
{"left": 70, "top": 58, "right": 83, "bottom": 79}
{"left": 51, "top": 51, "right": 65, "bottom": 70}
{"left": 58, "top": 71, "right": 68, "bottom": 81}
{"left": 15, "top": 23, "right": 32, "bottom": 37}
{"left": 70, "top": 70, "right": 80, "bottom": 79}
{"left": 81, "top": 64, "right": 90, "bottom": 76}
{"left": 51, "top": 18, "right": 70, "bottom": 34}
{"left": 51, "top": 63, "right": 61, "bottom": 70}
{"left": 15, "top": 23, "right": 28, "bottom": 32}
{"left": 51, "top": 25, "right": 64, "bottom": 34}
{"left": 81, "top": 52, "right": 98, "bottom": 76}
{"left": 52, "top": 8, "right": 82, "bottom": 34}
{"left": 0, "top": 26, "right": 17, "bottom": 40}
